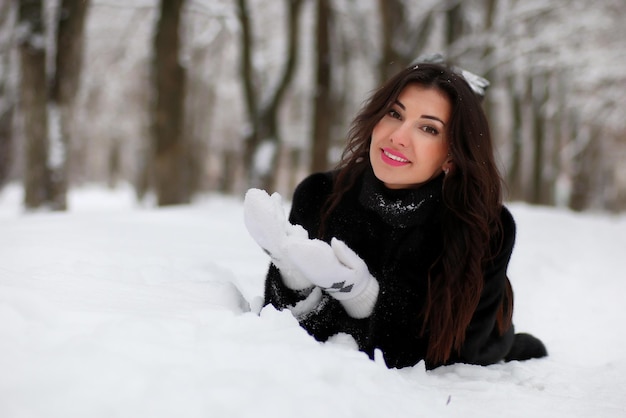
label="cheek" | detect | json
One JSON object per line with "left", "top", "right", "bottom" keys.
{"left": 426, "top": 143, "right": 449, "bottom": 164}
{"left": 371, "top": 118, "right": 392, "bottom": 143}
{"left": 368, "top": 139, "right": 377, "bottom": 162}
{"left": 371, "top": 125, "right": 383, "bottom": 145}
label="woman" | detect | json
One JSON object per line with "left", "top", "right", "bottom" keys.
{"left": 243, "top": 62, "right": 547, "bottom": 369}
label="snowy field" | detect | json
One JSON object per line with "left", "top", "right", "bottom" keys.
{"left": 1, "top": 183, "right": 625, "bottom": 418}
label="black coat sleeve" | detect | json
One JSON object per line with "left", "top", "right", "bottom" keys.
{"left": 263, "top": 173, "right": 370, "bottom": 345}
{"left": 456, "top": 206, "right": 516, "bottom": 365}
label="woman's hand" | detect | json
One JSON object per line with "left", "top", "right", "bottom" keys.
{"left": 283, "top": 237, "right": 372, "bottom": 300}
{"left": 243, "top": 188, "right": 311, "bottom": 290}
{"left": 244, "top": 188, "right": 379, "bottom": 317}
{"left": 284, "top": 237, "right": 379, "bottom": 318}
{"left": 243, "top": 188, "right": 307, "bottom": 259}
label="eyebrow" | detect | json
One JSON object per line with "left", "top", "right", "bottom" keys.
{"left": 394, "top": 100, "right": 446, "bottom": 126}
{"left": 422, "top": 115, "right": 446, "bottom": 126}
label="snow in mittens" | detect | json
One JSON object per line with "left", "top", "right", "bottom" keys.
{"left": 0, "top": 184, "right": 625, "bottom": 418}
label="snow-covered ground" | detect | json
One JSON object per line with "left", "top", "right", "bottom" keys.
{"left": 1, "top": 184, "right": 625, "bottom": 418}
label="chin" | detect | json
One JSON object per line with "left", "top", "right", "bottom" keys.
{"left": 371, "top": 166, "right": 406, "bottom": 187}
{"left": 376, "top": 174, "right": 411, "bottom": 189}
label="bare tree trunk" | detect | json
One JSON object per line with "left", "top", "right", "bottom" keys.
{"left": 18, "top": 0, "right": 49, "bottom": 209}
{"left": 236, "top": 0, "right": 304, "bottom": 192}
{"left": 0, "top": 0, "right": 15, "bottom": 189}
{"left": 236, "top": 0, "right": 257, "bottom": 180}
{"left": 0, "top": 90, "right": 13, "bottom": 189}
{"left": 569, "top": 127, "right": 599, "bottom": 211}
{"left": 310, "top": 0, "right": 332, "bottom": 174}
{"left": 377, "top": 0, "right": 433, "bottom": 82}
{"left": 151, "top": 0, "right": 189, "bottom": 206}
{"left": 445, "top": 0, "right": 464, "bottom": 56}
{"left": 48, "top": 0, "right": 90, "bottom": 210}
{"left": 108, "top": 138, "right": 121, "bottom": 189}
{"left": 551, "top": 75, "right": 566, "bottom": 207}
{"left": 184, "top": 44, "right": 218, "bottom": 195}
{"left": 506, "top": 74, "right": 523, "bottom": 200}
{"left": 17, "top": 0, "right": 88, "bottom": 210}
{"left": 480, "top": 0, "right": 497, "bottom": 132}
{"left": 218, "top": 149, "right": 236, "bottom": 193}
{"left": 530, "top": 73, "right": 549, "bottom": 205}
{"left": 378, "top": 0, "right": 404, "bottom": 80}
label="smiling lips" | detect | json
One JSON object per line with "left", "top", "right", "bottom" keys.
{"left": 381, "top": 148, "right": 410, "bottom": 166}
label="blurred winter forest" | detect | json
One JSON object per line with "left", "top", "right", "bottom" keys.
{"left": 1, "top": 0, "right": 625, "bottom": 211}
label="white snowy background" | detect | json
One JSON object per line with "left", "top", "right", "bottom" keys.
{"left": 1, "top": 184, "right": 625, "bottom": 418}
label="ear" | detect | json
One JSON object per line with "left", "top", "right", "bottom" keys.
{"left": 442, "top": 157, "right": 454, "bottom": 174}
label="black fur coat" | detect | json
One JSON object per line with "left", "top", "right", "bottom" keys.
{"left": 264, "top": 168, "right": 516, "bottom": 369}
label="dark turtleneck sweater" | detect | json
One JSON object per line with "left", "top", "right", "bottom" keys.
{"left": 263, "top": 168, "right": 516, "bottom": 369}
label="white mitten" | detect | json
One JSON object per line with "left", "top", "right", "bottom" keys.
{"left": 243, "top": 188, "right": 311, "bottom": 290}
{"left": 284, "top": 237, "right": 379, "bottom": 318}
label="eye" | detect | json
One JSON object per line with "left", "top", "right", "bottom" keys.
{"left": 387, "top": 108, "right": 401, "bottom": 120}
{"left": 421, "top": 125, "right": 439, "bottom": 135}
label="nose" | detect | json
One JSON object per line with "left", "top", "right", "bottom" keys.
{"left": 390, "top": 124, "right": 411, "bottom": 147}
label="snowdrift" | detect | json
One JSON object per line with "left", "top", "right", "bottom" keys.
{"left": 1, "top": 184, "right": 625, "bottom": 418}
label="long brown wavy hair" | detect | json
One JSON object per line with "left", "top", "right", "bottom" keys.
{"left": 319, "top": 63, "right": 513, "bottom": 365}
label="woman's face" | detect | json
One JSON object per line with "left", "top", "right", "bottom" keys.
{"left": 369, "top": 84, "right": 452, "bottom": 189}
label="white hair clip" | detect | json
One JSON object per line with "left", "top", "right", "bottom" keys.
{"left": 456, "top": 68, "right": 490, "bottom": 96}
